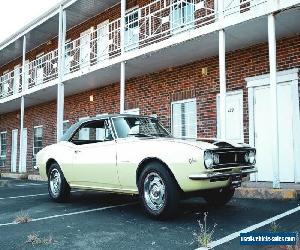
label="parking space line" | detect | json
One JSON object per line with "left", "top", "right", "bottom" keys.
{"left": 196, "top": 205, "right": 300, "bottom": 249}
{"left": 15, "top": 183, "right": 45, "bottom": 187}
{"left": 0, "top": 202, "right": 137, "bottom": 227}
{"left": 0, "top": 193, "right": 48, "bottom": 200}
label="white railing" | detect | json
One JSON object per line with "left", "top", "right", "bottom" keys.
{"left": 25, "top": 49, "right": 59, "bottom": 89}
{"left": 125, "top": 0, "right": 216, "bottom": 51}
{"left": 223, "top": 0, "right": 267, "bottom": 18}
{"left": 64, "top": 18, "right": 121, "bottom": 74}
{"left": 0, "top": 0, "right": 271, "bottom": 100}
{"left": 0, "top": 68, "right": 22, "bottom": 99}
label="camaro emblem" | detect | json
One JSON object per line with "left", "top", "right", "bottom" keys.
{"left": 189, "top": 158, "right": 197, "bottom": 165}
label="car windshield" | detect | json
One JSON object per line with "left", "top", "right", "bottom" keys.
{"left": 112, "top": 116, "right": 171, "bottom": 138}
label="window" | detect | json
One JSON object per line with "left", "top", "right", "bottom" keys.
{"left": 172, "top": 99, "right": 197, "bottom": 138}
{"left": 170, "top": 0, "right": 195, "bottom": 34}
{"left": 32, "top": 126, "right": 43, "bottom": 166}
{"left": 0, "top": 132, "right": 7, "bottom": 167}
{"left": 113, "top": 117, "right": 170, "bottom": 138}
{"left": 125, "top": 8, "right": 139, "bottom": 51}
{"left": 71, "top": 119, "right": 113, "bottom": 145}
{"left": 63, "top": 120, "right": 71, "bottom": 135}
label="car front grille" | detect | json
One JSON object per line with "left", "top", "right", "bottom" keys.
{"left": 212, "top": 149, "right": 252, "bottom": 169}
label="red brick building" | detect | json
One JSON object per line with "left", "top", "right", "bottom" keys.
{"left": 0, "top": 0, "right": 299, "bottom": 187}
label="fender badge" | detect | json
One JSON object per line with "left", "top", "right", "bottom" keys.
{"left": 189, "top": 158, "right": 197, "bottom": 165}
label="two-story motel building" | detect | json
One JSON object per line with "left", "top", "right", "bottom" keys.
{"left": 0, "top": 0, "right": 299, "bottom": 188}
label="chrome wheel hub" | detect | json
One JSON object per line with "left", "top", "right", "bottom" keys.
{"left": 49, "top": 169, "right": 61, "bottom": 197}
{"left": 144, "top": 172, "right": 165, "bottom": 211}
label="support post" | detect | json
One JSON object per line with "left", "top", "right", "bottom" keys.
{"left": 268, "top": 14, "right": 280, "bottom": 189}
{"left": 219, "top": 29, "right": 226, "bottom": 140}
{"left": 56, "top": 5, "right": 66, "bottom": 142}
{"left": 19, "top": 96, "right": 25, "bottom": 172}
{"left": 120, "top": 61, "right": 125, "bottom": 113}
{"left": 120, "top": 0, "right": 126, "bottom": 114}
{"left": 19, "top": 35, "right": 26, "bottom": 173}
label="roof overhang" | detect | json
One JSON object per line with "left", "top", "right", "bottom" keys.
{"left": 0, "top": 0, "right": 120, "bottom": 67}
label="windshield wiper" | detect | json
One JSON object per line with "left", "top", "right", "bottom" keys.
{"left": 128, "top": 133, "right": 153, "bottom": 137}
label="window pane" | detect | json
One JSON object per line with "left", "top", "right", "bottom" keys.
{"left": 172, "top": 100, "right": 197, "bottom": 138}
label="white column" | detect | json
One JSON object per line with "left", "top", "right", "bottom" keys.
{"left": 19, "top": 35, "right": 26, "bottom": 173}
{"left": 219, "top": 29, "right": 226, "bottom": 140}
{"left": 120, "top": 0, "right": 126, "bottom": 114}
{"left": 120, "top": 62, "right": 125, "bottom": 113}
{"left": 19, "top": 96, "right": 25, "bottom": 172}
{"left": 268, "top": 14, "right": 280, "bottom": 189}
{"left": 56, "top": 6, "right": 66, "bottom": 142}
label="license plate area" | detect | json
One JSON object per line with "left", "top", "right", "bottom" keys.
{"left": 230, "top": 174, "right": 242, "bottom": 188}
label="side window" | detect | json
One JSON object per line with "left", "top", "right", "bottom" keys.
{"left": 71, "top": 120, "right": 113, "bottom": 145}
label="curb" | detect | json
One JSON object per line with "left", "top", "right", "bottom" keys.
{"left": 28, "top": 174, "right": 47, "bottom": 182}
{"left": 0, "top": 173, "right": 28, "bottom": 180}
{"left": 235, "top": 187, "right": 297, "bottom": 200}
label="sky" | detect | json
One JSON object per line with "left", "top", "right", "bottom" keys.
{"left": 0, "top": 0, "right": 61, "bottom": 44}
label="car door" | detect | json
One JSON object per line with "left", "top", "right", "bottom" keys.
{"left": 69, "top": 119, "right": 120, "bottom": 189}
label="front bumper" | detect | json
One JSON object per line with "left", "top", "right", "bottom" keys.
{"left": 189, "top": 167, "right": 257, "bottom": 181}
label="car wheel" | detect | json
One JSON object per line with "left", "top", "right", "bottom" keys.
{"left": 203, "top": 186, "right": 234, "bottom": 206}
{"left": 138, "top": 162, "right": 180, "bottom": 219}
{"left": 48, "top": 162, "right": 70, "bottom": 202}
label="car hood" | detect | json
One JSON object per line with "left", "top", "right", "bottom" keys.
{"left": 118, "top": 137, "right": 249, "bottom": 150}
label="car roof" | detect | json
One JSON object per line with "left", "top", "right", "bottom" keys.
{"left": 61, "top": 114, "right": 156, "bottom": 141}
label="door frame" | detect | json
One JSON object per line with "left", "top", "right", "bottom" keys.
{"left": 11, "top": 129, "right": 18, "bottom": 173}
{"left": 216, "top": 89, "right": 244, "bottom": 142}
{"left": 246, "top": 68, "right": 300, "bottom": 182}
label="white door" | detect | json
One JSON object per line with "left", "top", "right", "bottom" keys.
{"left": 23, "top": 60, "right": 30, "bottom": 90}
{"left": 80, "top": 30, "right": 91, "bottom": 68}
{"left": 13, "top": 65, "right": 21, "bottom": 94}
{"left": 19, "top": 128, "right": 27, "bottom": 173}
{"left": 97, "top": 20, "right": 109, "bottom": 62}
{"left": 170, "top": 0, "right": 195, "bottom": 34}
{"left": 125, "top": 8, "right": 139, "bottom": 51}
{"left": 254, "top": 83, "right": 295, "bottom": 182}
{"left": 217, "top": 91, "right": 244, "bottom": 143}
{"left": 11, "top": 129, "right": 18, "bottom": 172}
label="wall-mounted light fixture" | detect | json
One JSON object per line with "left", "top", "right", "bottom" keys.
{"left": 89, "top": 95, "right": 94, "bottom": 102}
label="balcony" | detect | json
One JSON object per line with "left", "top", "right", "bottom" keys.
{"left": 0, "top": 0, "right": 299, "bottom": 112}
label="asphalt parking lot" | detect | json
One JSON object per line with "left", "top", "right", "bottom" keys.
{"left": 0, "top": 178, "right": 299, "bottom": 250}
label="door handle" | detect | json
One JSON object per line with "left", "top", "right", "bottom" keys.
{"left": 74, "top": 150, "right": 81, "bottom": 154}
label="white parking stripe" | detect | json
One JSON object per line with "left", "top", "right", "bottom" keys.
{"left": 0, "top": 193, "right": 48, "bottom": 200}
{"left": 0, "top": 202, "right": 136, "bottom": 227}
{"left": 195, "top": 205, "right": 300, "bottom": 249}
{"left": 15, "top": 183, "right": 45, "bottom": 187}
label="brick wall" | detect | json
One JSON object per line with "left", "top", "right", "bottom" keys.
{"left": 0, "top": 34, "right": 299, "bottom": 175}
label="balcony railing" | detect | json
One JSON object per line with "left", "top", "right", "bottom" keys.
{"left": 26, "top": 49, "right": 59, "bottom": 90}
{"left": 0, "top": 0, "right": 270, "bottom": 100}
{"left": 0, "top": 67, "right": 22, "bottom": 99}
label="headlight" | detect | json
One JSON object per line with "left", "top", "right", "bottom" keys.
{"left": 245, "top": 150, "right": 256, "bottom": 164}
{"left": 248, "top": 150, "right": 256, "bottom": 164}
{"left": 204, "top": 151, "right": 216, "bottom": 169}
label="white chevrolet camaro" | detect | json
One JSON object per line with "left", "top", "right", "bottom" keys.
{"left": 36, "top": 114, "right": 257, "bottom": 219}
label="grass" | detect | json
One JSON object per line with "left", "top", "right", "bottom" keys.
{"left": 194, "top": 212, "right": 217, "bottom": 248}
{"left": 14, "top": 211, "right": 31, "bottom": 224}
{"left": 26, "top": 233, "right": 53, "bottom": 246}
{"left": 270, "top": 221, "right": 280, "bottom": 232}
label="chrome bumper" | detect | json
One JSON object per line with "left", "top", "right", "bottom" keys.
{"left": 189, "top": 168, "right": 257, "bottom": 180}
